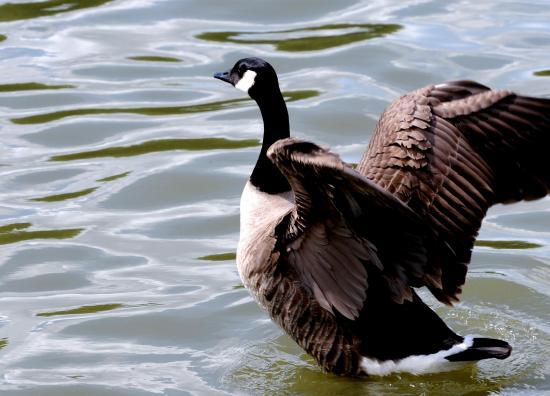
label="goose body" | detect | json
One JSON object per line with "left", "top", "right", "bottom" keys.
{"left": 214, "top": 58, "right": 550, "bottom": 376}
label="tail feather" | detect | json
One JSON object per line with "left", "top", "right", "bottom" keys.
{"left": 446, "top": 337, "right": 512, "bottom": 362}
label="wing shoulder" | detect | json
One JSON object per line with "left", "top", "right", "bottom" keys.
{"left": 268, "top": 138, "right": 456, "bottom": 318}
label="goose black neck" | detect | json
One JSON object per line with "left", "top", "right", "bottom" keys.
{"left": 249, "top": 87, "right": 291, "bottom": 194}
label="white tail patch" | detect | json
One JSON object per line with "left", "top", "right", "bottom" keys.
{"left": 235, "top": 70, "right": 257, "bottom": 92}
{"left": 360, "top": 335, "right": 474, "bottom": 376}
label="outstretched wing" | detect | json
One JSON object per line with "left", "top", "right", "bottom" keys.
{"left": 267, "top": 139, "right": 455, "bottom": 320}
{"left": 358, "top": 80, "right": 550, "bottom": 304}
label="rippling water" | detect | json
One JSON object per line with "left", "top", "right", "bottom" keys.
{"left": 1, "top": 1, "right": 549, "bottom": 394}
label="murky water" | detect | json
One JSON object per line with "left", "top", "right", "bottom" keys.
{"left": 0, "top": 1, "right": 549, "bottom": 394}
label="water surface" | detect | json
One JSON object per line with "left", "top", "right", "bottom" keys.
{"left": 1, "top": 0, "right": 549, "bottom": 395}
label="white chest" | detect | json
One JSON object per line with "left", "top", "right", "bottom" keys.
{"left": 236, "top": 182, "right": 294, "bottom": 285}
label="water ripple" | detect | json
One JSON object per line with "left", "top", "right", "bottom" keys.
{"left": 197, "top": 23, "right": 402, "bottom": 52}
{"left": 10, "top": 89, "right": 319, "bottom": 125}
{"left": 0, "top": 0, "right": 549, "bottom": 394}
{"left": 0, "top": 0, "right": 115, "bottom": 23}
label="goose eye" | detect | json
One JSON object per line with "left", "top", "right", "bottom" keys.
{"left": 238, "top": 65, "right": 247, "bottom": 76}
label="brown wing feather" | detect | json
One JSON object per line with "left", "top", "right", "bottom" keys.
{"left": 267, "top": 139, "right": 455, "bottom": 319}
{"left": 358, "top": 80, "right": 550, "bottom": 304}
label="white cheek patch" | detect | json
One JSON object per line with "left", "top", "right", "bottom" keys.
{"left": 235, "top": 70, "right": 257, "bottom": 92}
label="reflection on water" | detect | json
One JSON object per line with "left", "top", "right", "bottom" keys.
{"left": 0, "top": 83, "right": 74, "bottom": 92}
{"left": 11, "top": 90, "right": 319, "bottom": 125}
{"left": 227, "top": 302, "right": 545, "bottom": 395}
{"left": 197, "top": 252, "right": 236, "bottom": 261}
{"left": 0, "top": 34, "right": 6, "bottom": 42}
{"left": 96, "top": 171, "right": 131, "bottom": 182}
{"left": 0, "top": 223, "right": 82, "bottom": 245}
{"left": 280, "top": 365, "right": 506, "bottom": 395}
{"left": 30, "top": 187, "right": 97, "bottom": 202}
{"left": 0, "top": 0, "right": 114, "bottom": 22}
{"left": 50, "top": 138, "right": 260, "bottom": 161}
{"left": 1, "top": 0, "right": 549, "bottom": 394}
{"left": 197, "top": 23, "right": 402, "bottom": 52}
{"left": 36, "top": 304, "right": 124, "bottom": 317}
{"left": 226, "top": 335, "right": 508, "bottom": 395}
{"left": 12, "top": 99, "right": 247, "bottom": 125}
{"left": 475, "top": 240, "right": 543, "bottom": 249}
{"left": 128, "top": 56, "right": 182, "bottom": 63}
{"left": 0, "top": 223, "right": 32, "bottom": 233}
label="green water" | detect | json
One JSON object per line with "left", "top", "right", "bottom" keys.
{"left": 128, "top": 56, "right": 183, "bottom": 63}
{"left": 0, "top": 0, "right": 114, "bottom": 22}
{"left": 36, "top": 303, "right": 124, "bottom": 317}
{"left": 0, "top": 0, "right": 549, "bottom": 395}
{"left": 96, "top": 171, "right": 131, "bottom": 183}
{"left": 49, "top": 138, "right": 260, "bottom": 161}
{"left": 0, "top": 223, "right": 83, "bottom": 245}
{"left": 197, "top": 23, "right": 402, "bottom": 52}
{"left": 0, "top": 83, "right": 74, "bottom": 92}
{"left": 10, "top": 89, "right": 319, "bottom": 124}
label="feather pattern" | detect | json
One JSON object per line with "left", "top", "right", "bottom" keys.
{"left": 357, "top": 80, "right": 550, "bottom": 303}
{"left": 266, "top": 139, "right": 455, "bottom": 319}
{"left": 220, "top": 59, "right": 530, "bottom": 376}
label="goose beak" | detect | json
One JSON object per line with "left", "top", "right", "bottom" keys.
{"left": 214, "top": 70, "right": 232, "bottom": 85}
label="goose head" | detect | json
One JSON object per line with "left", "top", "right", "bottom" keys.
{"left": 214, "top": 57, "right": 280, "bottom": 100}
{"left": 214, "top": 57, "right": 291, "bottom": 194}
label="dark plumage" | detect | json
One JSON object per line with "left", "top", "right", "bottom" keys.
{"left": 358, "top": 81, "right": 550, "bottom": 305}
{"left": 214, "top": 58, "right": 549, "bottom": 376}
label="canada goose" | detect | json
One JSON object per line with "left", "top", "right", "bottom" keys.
{"left": 214, "top": 57, "right": 550, "bottom": 376}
